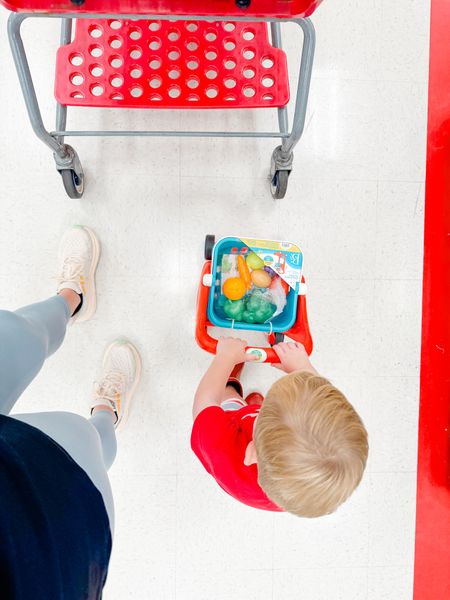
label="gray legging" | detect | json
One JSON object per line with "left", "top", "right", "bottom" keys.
{"left": 0, "top": 296, "right": 116, "bottom": 533}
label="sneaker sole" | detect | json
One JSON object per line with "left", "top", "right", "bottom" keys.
{"left": 75, "top": 226, "right": 101, "bottom": 323}
{"left": 102, "top": 339, "right": 142, "bottom": 432}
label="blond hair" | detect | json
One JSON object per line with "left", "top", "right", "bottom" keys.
{"left": 254, "top": 371, "right": 368, "bottom": 517}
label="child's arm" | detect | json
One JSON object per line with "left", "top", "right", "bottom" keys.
{"left": 273, "top": 342, "right": 318, "bottom": 375}
{"left": 193, "top": 338, "right": 257, "bottom": 420}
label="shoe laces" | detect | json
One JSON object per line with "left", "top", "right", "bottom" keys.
{"left": 57, "top": 255, "right": 84, "bottom": 285}
{"left": 94, "top": 370, "right": 126, "bottom": 409}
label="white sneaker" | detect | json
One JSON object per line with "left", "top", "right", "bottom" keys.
{"left": 56, "top": 225, "right": 100, "bottom": 323}
{"left": 91, "top": 340, "right": 142, "bottom": 431}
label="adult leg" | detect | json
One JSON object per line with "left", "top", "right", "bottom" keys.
{"left": 89, "top": 409, "right": 117, "bottom": 470}
{"left": 0, "top": 225, "right": 99, "bottom": 415}
{"left": 0, "top": 296, "right": 71, "bottom": 415}
{"left": 12, "top": 410, "right": 116, "bottom": 532}
{"left": 12, "top": 339, "right": 142, "bottom": 534}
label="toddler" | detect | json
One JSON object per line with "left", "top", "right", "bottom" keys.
{"left": 191, "top": 338, "right": 368, "bottom": 517}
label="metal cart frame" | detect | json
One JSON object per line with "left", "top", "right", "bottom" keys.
{"left": 7, "top": 12, "right": 315, "bottom": 199}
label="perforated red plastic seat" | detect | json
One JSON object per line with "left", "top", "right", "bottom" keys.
{"left": 55, "top": 19, "right": 290, "bottom": 109}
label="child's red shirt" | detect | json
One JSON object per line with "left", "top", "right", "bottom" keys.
{"left": 191, "top": 404, "right": 282, "bottom": 511}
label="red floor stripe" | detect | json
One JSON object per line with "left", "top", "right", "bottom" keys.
{"left": 413, "top": 1, "right": 450, "bottom": 598}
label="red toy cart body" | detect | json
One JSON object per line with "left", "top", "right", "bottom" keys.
{"left": 196, "top": 260, "right": 313, "bottom": 363}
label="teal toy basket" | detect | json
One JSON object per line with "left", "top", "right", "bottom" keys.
{"left": 207, "top": 236, "right": 300, "bottom": 333}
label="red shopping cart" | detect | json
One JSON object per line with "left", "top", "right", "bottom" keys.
{"left": 2, "top": 0, "right": 322, "bottom": 199}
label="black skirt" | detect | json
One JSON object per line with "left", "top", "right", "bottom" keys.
{"left": 0, "top": 414, "right": 112, "bottom": 600}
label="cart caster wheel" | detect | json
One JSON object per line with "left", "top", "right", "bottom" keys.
{"left": 271, "top": 170, "right": 289, "bottom": 199}
{"left": 204, "top": 234, "right": 215, "bottom": 260}
{"left": 61, "top": 168, "right": 84, "bottom": 199}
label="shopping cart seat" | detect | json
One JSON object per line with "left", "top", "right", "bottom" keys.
{"left": 55, "top": 19, "right": 290, "bottom": 109}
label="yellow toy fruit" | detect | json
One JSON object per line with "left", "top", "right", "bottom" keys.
{"left": 223, "top": 277, "right": 247, "bottom": 300}
{"left": 246, "top": 251, "right": 265, "bottom": 270}
{"left": 251, "top": 269, "right": 272, "bottom": 288}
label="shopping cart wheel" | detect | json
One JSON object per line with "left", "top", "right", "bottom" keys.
{"left": 271, "top": 170, "right": 289, "bottom": 199}
{"left": 204, "top": 234, "right": 216, "bottom": 260}
{"left": 270, "top": 146, "right": 292, "bottom": 200}
{"left": 55, "top": 144, "right": 84, "bottom": 199}
{"left": 61, "top": 168, "right": 84, "bottom": 199}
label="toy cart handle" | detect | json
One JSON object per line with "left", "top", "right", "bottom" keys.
{"left": 195, "top": 262, "right": 313, "bottom": 363}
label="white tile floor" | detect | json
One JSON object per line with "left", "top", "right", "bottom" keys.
{"left": 0, "top": 0, "right": 429, "bottom": 598}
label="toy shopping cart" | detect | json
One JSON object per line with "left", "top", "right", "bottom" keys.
{"left": 3, "top": 0, "right": 321, "bottom": 199}
{"left": 196, "top": 235, "right": 313, "bottom": 363}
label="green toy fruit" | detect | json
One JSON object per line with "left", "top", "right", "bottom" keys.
{"left": 242, "top": 310, "right": 257, "bottom": 323}
{"left": 246, "top": 289, "right": 267, "bottom": 309}
{"left": 242, "top": 290, "right": 276, "bottom": 323}
{"left": 246, "top": 251, "right": 264, "bottom": 270}
{"left": 257, "top": 304, "right": 276, "bottom": 322}
{"left": 223, "top": 288, "right": 276, "bottom": 324}
{"left": 223, "top": 299, "right": 245, "bottom": 321}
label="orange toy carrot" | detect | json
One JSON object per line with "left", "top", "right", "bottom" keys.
{"left": 237, "top": 255, "right": 252, "bottom": 290}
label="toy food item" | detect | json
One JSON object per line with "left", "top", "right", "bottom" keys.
{"left": 270, "top": 275, "right": 290, "bottom": 296}
{"left": 242, "top": 310, "right": 257, "bottom": 323}
{"left": 251, "top": 269, "right": 272, "bottom": 289}
{"left": 222, "top": 288, "right": 277, "bottom": 324}
{"left": 246, "top": 251, "right": 264, "bottom": 270}
{"left": 242, "top": 290, "right": 276, "bottom": 323}
{"left": 221, "top": 255, "right": 233, "bottom": 274}
{"left": 223, "top": 298, "right": 245, "bottom": 321}
{"left": 264, "top": 266, "right": 276, "bottom": 278}
{"left": 223, "top": 277, "right": 247, "bottom": 300}
{"left": 237, "top": 255, "right": 252, "bottom": 290}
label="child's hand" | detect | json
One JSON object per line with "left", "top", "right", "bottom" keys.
{"left": 272, "top": 342, "right": 317, "bottom": 374}
{"left": 216, "top": 337, "right": 259, "bottom": 365}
